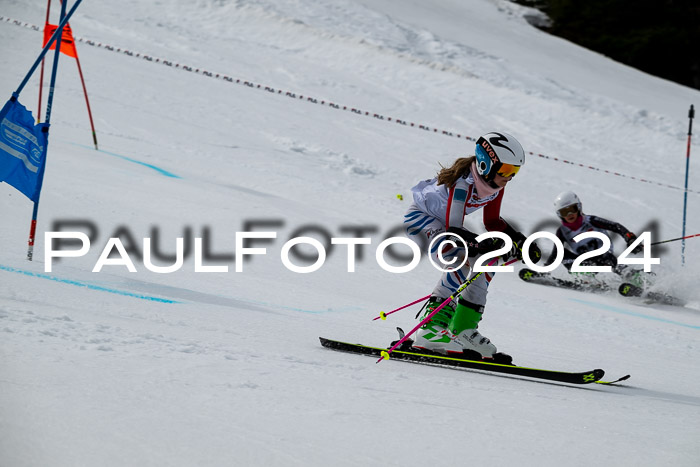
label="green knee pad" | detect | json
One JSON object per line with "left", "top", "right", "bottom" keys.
{"left": 449, "top": 298, "right": 484, "bottom": 335}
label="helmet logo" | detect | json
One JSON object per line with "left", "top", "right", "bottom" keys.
{"left": 488, "top": 132, "right": 517, "bottom": 157}
{"left": 480, "top": 140, "right": 499, "bottom": 165}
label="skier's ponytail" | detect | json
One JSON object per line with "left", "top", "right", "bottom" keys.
{"left": 436, "top": 156, "right": 476, "bottom": 186}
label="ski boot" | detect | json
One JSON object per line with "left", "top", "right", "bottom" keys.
{"left": 412, "top": 296, "right": 463, "bottom": 355}
{"left": 450, "top": 298, "right": 509, "bottom": 363}
{"left": 615, "top": 264, "right": 655, "bottom": 288}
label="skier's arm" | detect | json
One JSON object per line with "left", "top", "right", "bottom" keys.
{"left": 445, "top": 181, "right": 471, "bottom": 230}
{"left": 483, "top": 190, "right": 542, "bottom": 263}
{"left": 589, "top": 215, "right": 639, "bottom": 250}
{"left": 482, "top": 189, "right": 508, "bottom": 232}
{"left": 589, "top": 215, "right": 630, "bottom": 238}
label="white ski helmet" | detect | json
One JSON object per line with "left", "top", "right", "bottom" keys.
{"left": 475, "top": 132, "right": 525, "bottom": 183}
{"left": 554, "top": 191, "right": 582, "bottom": 218}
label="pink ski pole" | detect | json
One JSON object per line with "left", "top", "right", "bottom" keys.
{"left": 377, "top": 257, "right": 520, "bottom": 363}
{"left": 372, "top": 294, "right": 431, "bottom": 321}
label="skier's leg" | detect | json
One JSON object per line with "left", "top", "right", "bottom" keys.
{"left": 404, "top": 206, "right": 464, "bottom": 354}
{"left": 451, "top": 269, "right": 498, "bottom": 358}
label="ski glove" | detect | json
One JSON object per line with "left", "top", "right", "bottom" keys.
{"left": 624, "top": 232, "right": 643, "bottom": 254}
{"left": 446, "top": 227, "right": 505, "bottom": 255}
{"left": 509, "top": 231, "right": 542, "bottom": 264}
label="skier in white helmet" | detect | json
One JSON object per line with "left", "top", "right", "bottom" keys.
{"left": 403, "top": 132, "right": 541, "bottom": 362}
{"left": 545, "top": 190, "right": 642, "bottom": 274}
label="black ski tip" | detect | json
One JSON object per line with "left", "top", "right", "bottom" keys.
{"left": 320, "top": 337, "right": 344, "bottom": 349}
{"left": 618, "top": 284, "right": 686, "bottom": 306}
{"left": 596, "top": 374, "right": 631, "bottom": 385}
{"left": 519, "top": 268, "right": 537, "bottom": 282}
{"left": 619, "top": 283, "right": 643, "bottom": 297}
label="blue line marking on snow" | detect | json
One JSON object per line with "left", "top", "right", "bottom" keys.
{"left": 0, "top": 264, "right": 180, "bottom": 303}
{"left": 70, "top": 143, "right": 181, "bottom": 178}
{"left": 569, "top": 298, "right": 700, "bottom": 330}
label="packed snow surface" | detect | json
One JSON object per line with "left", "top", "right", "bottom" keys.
{"left": 1, "top": 1, "right": 699, "bottom": 466}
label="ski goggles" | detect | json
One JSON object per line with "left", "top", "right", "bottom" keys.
{"left": 494, "top": 162, "right": 521, "bottom": 178}
{"left": 558, "top": 205, "right": 579, "bottom": 217}
{"left": 475, "top": 145, "right": 521, "bottom": 179}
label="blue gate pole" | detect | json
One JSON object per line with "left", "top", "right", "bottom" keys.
{"left": 27, "top": 0, "right": 68, "bottom": 261}
{"left": 681, "top": 104, "right": 694, "bottom": 266}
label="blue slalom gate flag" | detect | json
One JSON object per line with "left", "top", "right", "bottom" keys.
{"left": 0, "top": 98, "right": 49, "bottom": 202}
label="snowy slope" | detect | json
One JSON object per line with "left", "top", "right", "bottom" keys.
{"left": 1, "top": 0, "right": 700, "bottom": 466}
